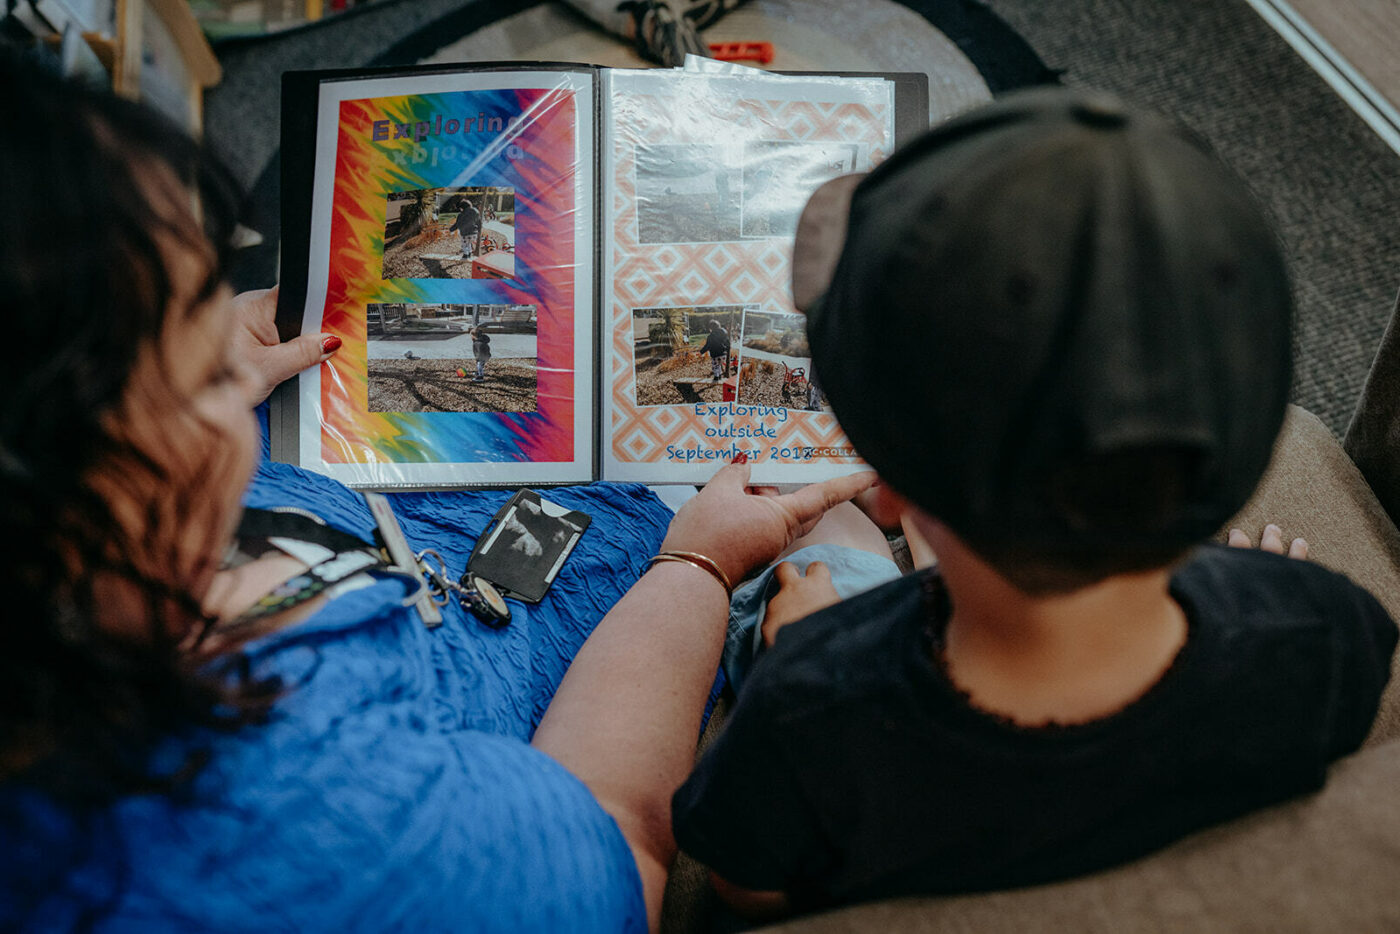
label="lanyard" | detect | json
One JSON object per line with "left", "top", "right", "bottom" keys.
{"left": 222, "top": 507, "right": 391, "bottom": 630}
{"left": 226, "top": 502, "right": 510, "bottom": 630}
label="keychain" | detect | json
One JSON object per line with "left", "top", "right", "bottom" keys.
{"left": 416, "top": 549, "right": 513, "bottom": 628}
{"left": 365, "top": 491, "right": 514, "bottom": 630}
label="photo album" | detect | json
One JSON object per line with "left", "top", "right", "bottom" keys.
{"left": 271, "top": 58, "right": 927, "bottom": 488}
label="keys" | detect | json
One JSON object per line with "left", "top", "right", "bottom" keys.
{"left": 416, "top": 550, "right": 512, "bottom": 628}
{"left": 415, "top": 549, "right": 456, "bottom": 607}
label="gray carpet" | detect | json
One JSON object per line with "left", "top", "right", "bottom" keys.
{"left": 978, "top": 0, "right": 1400, "bottom": 436}
{"left": 208, "top": 0, "right": 523, "bottom": 189}
{"left": 207, "top": 0, "right": 1400, "bottom": 437}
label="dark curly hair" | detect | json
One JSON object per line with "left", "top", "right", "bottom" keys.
{"left": 0, "top": 48, "right": 278, "bottom": 805}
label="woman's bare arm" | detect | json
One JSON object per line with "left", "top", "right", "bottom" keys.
{"left": 532, "top": 462, "right": 874, "bottom": 931}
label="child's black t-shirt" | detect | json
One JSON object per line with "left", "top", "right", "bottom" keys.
{"left": 672, "top": 546, "right": 1397, "bottom": 910}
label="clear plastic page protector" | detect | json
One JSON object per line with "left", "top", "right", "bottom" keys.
{"left": 297, "top": 70, "right": 595, "bottom": 488}
{"left": 600, "top": 65, "right": 894, "bottom": 484}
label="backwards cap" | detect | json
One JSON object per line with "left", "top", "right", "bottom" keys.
{"left": 798, "top": 86, "right": 1292, "bottom": 552}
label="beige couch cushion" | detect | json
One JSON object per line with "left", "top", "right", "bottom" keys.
{"left": 757, "top": 738, "right": 1400, "bottom": 933}
{"left": 663, "top": 404, "right": 1400, "bottom": 933}
{"left": 1224, "top": 406, "right": 1400, "bottom": 745}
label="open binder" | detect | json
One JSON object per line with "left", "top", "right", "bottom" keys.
{"left": 271, "top": 59, "right": 927, "bottom": 488}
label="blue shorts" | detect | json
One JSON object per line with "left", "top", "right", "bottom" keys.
{"left": 722, "top": 544, "right": 901, "bottom": 693}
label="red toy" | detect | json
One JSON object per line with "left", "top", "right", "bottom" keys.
{"left": 781, "top": 361, "right": 808, "bottom": 399}
{"left": 708, "top": 41, "right": 775, "bottom": 65}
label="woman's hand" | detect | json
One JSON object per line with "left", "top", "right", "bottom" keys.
{"left": 659, "top": 460, "right": 877, "bottom": 586}
{"left": 229, "top": 286, "right": 339, "bottom": 405}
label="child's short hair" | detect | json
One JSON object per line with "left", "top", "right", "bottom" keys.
{"left": 795, "top": 87, "right": 1293, "bottom": 590}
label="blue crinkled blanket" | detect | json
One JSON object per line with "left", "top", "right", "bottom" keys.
{"left": 244, "top": 453, "right": 677, "bottom": 739}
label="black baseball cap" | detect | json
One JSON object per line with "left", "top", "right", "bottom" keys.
{"left": 796, "top": 86, "right": 1293, "bottom": 552}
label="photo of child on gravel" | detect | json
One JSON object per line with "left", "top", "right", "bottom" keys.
{"left": 381, "top": 186, "right": 517, "bottom": 280}
{"left": 470, "top": 326, "right": 491, "bottom": 382}
{"left": 736, "top": 310, "right": 830, "bottom": 411}
{"left": 630, "top": 304, "right": 745, "bottom": 406}
{"left": 367, "top": 302, "right": 537, "bottom": 413}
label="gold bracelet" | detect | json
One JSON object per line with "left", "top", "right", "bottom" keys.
{"left": 648, "top": 550, "right": 733, "bottom": 599}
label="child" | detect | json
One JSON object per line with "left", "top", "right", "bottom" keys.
{"left": 452, "top": 196, "right": 482, "bottom": 259}
{"left": 671, "top": 87, "right": 1397, "bottom": 919}
{"left": 703, "top": 318, "right": 730, "bottom": 380}
{"left": 471, "top": 326, "right": 491, "bottom": 382}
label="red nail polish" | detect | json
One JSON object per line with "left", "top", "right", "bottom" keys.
{"left": 732, "top": 452, "right": 748, "bottom": 464}
{"left": 322, "top": 335, "right": 342, "bottom": 354}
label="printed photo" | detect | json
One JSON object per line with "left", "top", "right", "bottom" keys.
{"left": 633, "top": 144, "right": 742, "bottom": 244}
{"left": 741, "top": 141, "right": 861, "bottom": 240}
{"left": 735, "top": 310, "right": 831, "bottom": 411}
{"left": 381, "top": 186, "right": 518, "bottom": 280}
{"left": 630, "top": 304, "right": 745, "bottom": 406}
{"left": 367, "top": 302, "right": 537, "bottom": 413}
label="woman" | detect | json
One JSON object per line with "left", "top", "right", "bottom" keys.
{"left": 0, "top": 53, "right": 871, "bottom": 931}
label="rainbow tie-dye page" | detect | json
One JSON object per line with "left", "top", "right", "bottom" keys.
{"left": 273, "top": 63, "right": 926, "bottom": 489}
